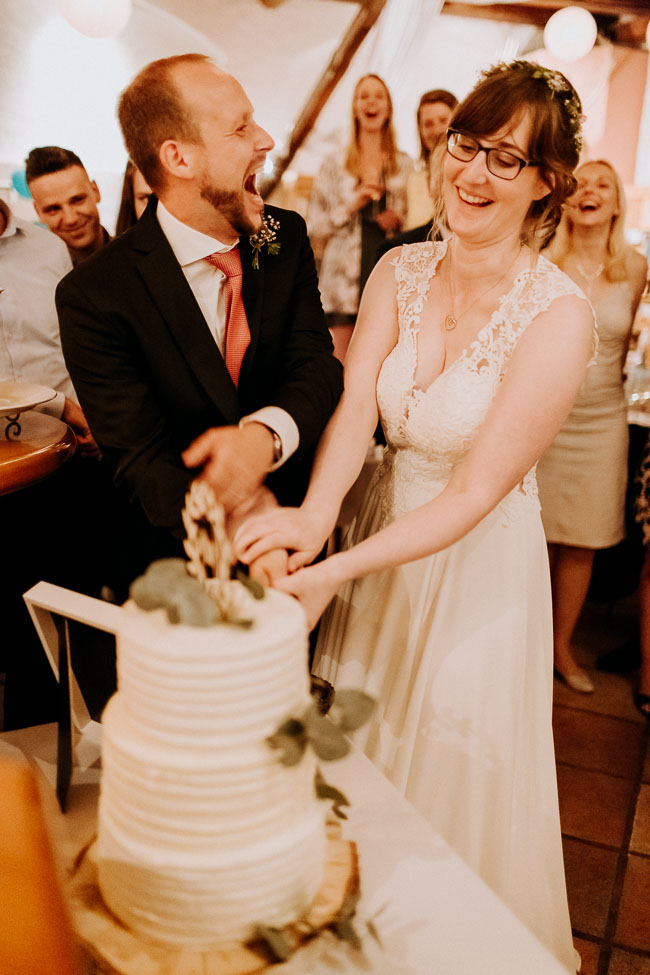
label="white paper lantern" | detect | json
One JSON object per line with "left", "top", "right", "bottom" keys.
{"left": 59, "top": 0, "right": 132, "bottom": 38}
{"left": 543, "top": 6, "right": 597, "bottom": 62}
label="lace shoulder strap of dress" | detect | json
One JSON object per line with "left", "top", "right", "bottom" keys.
{"left": 391, "top": 238, "right": 446, "bottom": 277}
{"left": 502, "top": 254, "right": 598, "bottom": 365}
{"left": 391, "top": 239, "right": 447, "bottom": 334}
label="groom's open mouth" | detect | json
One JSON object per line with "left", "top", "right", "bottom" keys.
{"left": 244, "top": 169, "right": 264, "bottom": 209}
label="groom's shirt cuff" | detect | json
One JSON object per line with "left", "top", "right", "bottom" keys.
{"left": 239, "top": 407, "right": 299, "bottom": 471}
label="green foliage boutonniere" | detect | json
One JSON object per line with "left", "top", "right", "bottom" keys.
{"left": 249, "top": 214, "right": 281, "bottom": 269}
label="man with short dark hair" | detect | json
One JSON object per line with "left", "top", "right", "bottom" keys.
{"left": 57, "top": 54, "right": 342, "bottom": 579}
{"left": 0, "top": 196, "right": 119, "bottom": 729}
{"left": 25, "top": 146, "right": 109, "bottom": 264}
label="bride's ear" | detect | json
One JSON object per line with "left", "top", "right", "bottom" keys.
{"left": 532, "top": 171, "right": 552, "bottom": 202}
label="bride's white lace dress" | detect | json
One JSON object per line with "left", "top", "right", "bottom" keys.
{"left": 314, "top": 240, "right": 594, "bottom": 972}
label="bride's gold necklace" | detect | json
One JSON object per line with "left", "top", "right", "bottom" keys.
{"left": 444, "top": 244, "right": 523, "bottom": 332}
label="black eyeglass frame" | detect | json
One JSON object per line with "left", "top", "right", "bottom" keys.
{"left": 446, "top": 129, "right": 540, "bottom": 180}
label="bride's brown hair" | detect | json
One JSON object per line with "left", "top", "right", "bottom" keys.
{"left": 431, "top": 60, "right": 583, "bottom": 250}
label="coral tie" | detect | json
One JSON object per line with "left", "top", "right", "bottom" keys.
{"left": 205, "top": 248, "right": 250, "bottom": 386}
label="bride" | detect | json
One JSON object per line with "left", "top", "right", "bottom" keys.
{"left": 236, "top": 61, "right": 595, "bottom": 971}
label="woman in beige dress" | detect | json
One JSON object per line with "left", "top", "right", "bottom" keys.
{"left": 537, "top": 161, "right": 647, "bottom": 692}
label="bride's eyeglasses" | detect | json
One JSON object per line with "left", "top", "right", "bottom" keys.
{"left": 446, "top": 130, "right": 540, "bottom": 181}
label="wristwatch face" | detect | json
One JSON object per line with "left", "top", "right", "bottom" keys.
{"left": 271, "top": 430, "right": 282, "bottom": 464}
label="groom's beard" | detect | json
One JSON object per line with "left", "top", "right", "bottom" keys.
{"left": 199, "top": 179, "right": 260, "bottom": 238}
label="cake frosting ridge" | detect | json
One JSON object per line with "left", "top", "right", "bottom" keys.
{"left": 97, "top": 585, "right": 327, "bottom": 949}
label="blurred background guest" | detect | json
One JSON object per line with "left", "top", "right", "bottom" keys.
{"left": 632, "top": 441, "right": 650, "bottom": 717}
{"left": 25, "top": 146, "right": 110, "bottom": 265}
{"left": 537, "top": 160, "right": 647, "bottom": 693}
{"left": 307, "top": 73, "right": 412, "bottom": 362}
{"left": 115, "top": 159, "right": 152, "bottom": 236}
{"left": 405, "top": 88, "right": 457, "bottom": 232}
{"left": 0, "top": 196, "right": 118, "bottom": 730}
{"left": 0, "top": 199, "right": 79, "bottom": 433}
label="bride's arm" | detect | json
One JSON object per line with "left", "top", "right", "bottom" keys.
{"left": 234, "top": 250, "right": 402, "bottom": 567}
{"left": 275, "top": 292, "right": 595, "bottom": 627}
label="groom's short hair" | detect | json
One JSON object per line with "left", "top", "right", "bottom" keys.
{"left": 118, "top": 53, "right": 208, "bottom": 195}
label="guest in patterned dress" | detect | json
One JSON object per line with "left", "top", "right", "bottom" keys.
{"left": 308, "top": 74, "right": 412, "bottom": 362}
{"left": 537, "top": 161, "right": 647, "bottom": 693}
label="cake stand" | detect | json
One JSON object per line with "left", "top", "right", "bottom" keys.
{"left": 68, "top": 821, "right": 359, "bottom": 975}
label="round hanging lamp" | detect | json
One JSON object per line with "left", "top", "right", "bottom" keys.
{"left": 59, "top": 0, "right": 132, "bottom": 38}
{"left": 543, "top": 6, "right": 598, "bottom": 62}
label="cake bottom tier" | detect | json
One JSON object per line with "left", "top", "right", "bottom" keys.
{"left": 71, "top": 824, "right": 358, "bottom": 975}
{"left": 98, "top": 808, "right": 326, "bottom": 948}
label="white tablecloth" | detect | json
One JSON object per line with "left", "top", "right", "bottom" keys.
{"left": 0, "top": 723, "right": 571, "bottom": 974}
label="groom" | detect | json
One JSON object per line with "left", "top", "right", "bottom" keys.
{"left": 57, "top": 54, "right": 342, "bottom": 580}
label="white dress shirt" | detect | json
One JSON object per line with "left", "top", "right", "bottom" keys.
{"left": 0, "top": 200, "right": 74, "bottom": 418}
{"left": 156, "top": 202, "right": 298, "bottom": 467}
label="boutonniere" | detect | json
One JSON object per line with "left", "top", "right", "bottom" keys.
{"left": 249, "top": 215, "right": 281, "bottom": 270}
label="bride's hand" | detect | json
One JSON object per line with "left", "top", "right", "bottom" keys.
{"left": 233, "top": 506, "right": 332, "bottom": 571}
{"left": 273, "top": 558, "right": 342, "bottom": 630}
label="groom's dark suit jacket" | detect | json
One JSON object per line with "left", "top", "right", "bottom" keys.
{"left": 57, "top": 198, "right": 342, "bottom": 547}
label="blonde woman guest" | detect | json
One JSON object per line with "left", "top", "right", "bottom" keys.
{"left": 537, "top": 161, "right": 647, "bottom": 693}
{"left": 308, "top": 74, "right": 412, "bottom": 362}
{"left": 237, "top": 61, "right": 595, "bottom": 970}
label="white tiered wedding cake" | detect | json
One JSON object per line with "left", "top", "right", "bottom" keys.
{"left": 96, "top": 485, "right": 328, "bottom": 950}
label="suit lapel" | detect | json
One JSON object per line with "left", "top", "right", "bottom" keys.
{"left": 131, "top": 205, "right": 240, "bottom": 424}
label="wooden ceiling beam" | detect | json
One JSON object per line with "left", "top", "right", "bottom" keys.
{"left": 441, "top": 1, "right": 650, "bottom": 46}
{"left": 261, "top": 0, "right": 388, "bottom": 197}
{"left": 441, "top": 3, "right": 548, "bottom": 27}
{"left": 442, "top": 0, "right": 650, "bottom": 15}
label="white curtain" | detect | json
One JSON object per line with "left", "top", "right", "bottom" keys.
{"left": 362, "top": 0, "right": 445, "bottom": 112}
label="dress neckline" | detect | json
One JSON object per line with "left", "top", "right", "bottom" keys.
{"left": 408, "top": 242, "right": 534, "bottom": 397}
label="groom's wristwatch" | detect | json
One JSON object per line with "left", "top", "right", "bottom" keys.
{"left": 268, "top": 428, "right": 283, "bottom": 465}
{"left": 261, "top": 425, "right": 283, "bottom": 466}
{"left": 239, "top": 417, "right": 283, "bottom": 467}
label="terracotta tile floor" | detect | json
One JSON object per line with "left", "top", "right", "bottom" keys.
{"left": 555, "top": 596, "right": 650, "bottom": 975}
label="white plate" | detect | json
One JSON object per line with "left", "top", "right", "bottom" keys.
{"left": 0, "top": 378, "right": 57, "bottom": 416}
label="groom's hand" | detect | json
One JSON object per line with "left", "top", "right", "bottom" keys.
{"left": 182, "top": 423, "right": 275, "bottom": 513}
{"left": 249, "top": 548, "right": 289, "bottom": 586}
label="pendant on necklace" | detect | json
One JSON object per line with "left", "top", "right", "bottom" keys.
{"left": 444, "top": 314, "right": 457, "bottom": 331}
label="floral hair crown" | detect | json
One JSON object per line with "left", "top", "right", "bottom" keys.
{"left": 482, "top": 59, "right": 584, "bottom": 154}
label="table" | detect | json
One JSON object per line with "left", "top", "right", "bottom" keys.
{"left": 0, "top": 723, "right": 572, "bottom": 975}
{"left": 0, "top": 410, "right": 76, "bottom": 495}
